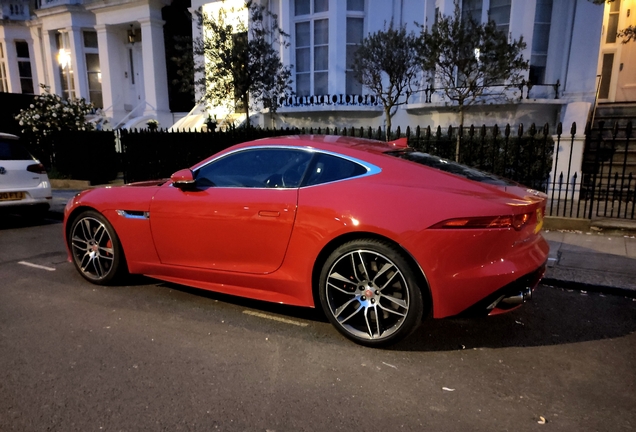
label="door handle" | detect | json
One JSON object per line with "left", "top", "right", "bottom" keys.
{"left": 258, "top": 210, "right": 280, "bottom": 217}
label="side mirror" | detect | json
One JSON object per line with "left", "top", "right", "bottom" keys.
{"left": 171, "top": 169, "right": 195, "bottom": 189}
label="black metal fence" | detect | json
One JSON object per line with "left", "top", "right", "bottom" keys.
{"left": 19, "top": 119, "right": 634, "bottom": 220}
{"left": 548, "top": 120, "right": 635, "bottom": 220}
{"left": 119, "top": 123, "right": 554, "bottom": 193}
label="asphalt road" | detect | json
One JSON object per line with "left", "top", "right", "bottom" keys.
{"left": 1, "top": 216, "right": 635, "bottom": 432}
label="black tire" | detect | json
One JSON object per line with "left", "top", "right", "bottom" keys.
{"left": 68, "top": 210, "right": 127, "bottom": 285}
{"left": 318, "top": 239, "right": 424, "bottom": 347}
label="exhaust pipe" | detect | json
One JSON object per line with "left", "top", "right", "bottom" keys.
{"left": 500, "top": 287, "right": 532, "bottom": 305}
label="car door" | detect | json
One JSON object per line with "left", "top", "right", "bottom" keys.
{"left": 149, "top": 147, "right": 312, "bottom": 274}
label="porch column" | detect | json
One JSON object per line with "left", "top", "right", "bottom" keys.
{"left": 139, "top": 17, "right": 171, "bottom": 127}
{"left": 96, "top": 24, "right": 126, "bottom": 123}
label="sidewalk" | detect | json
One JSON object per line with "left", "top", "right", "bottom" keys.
{"left": 49, "top": 188, "right": 636, "bottom": 297}
{"left": 543, "top": 229, "right": 636, "bottom": 297}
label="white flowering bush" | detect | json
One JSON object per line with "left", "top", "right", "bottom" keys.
{"left": 15, "top": 84, "right": 96, "bottom": 139}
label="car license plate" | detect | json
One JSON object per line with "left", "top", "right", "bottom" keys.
{"left": 535, "top": 208, "right": 544, "bottom": 233}
{"left": 0, "top": 191, "right": 26, "bottom": 201}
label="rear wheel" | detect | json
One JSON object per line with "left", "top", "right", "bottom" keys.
{"left": 68, "top": 210, "right": 127, "bottom": 285}
{"left": 319, "top": 239, "right": 424, "bottom": 347}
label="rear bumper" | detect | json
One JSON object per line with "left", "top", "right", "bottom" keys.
{"left": 0, "top": 183, "right": 52, "bottom": 212}
{"left": 457, "top": 262, "right": 546, "bottom": 317}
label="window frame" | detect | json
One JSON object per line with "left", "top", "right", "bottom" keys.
{"left": 293, "top": 0, "right": 330, "bottom": 97}
{"left": 345, "top": 3, "right": 365, "bottom": 96}
{"left": 0, "top": 42, "right": 9, "bottom": 93}
{"left": 15, "top": 40, "right": 34, "bottom": 94}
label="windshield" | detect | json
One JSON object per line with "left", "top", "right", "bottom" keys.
{"left": 386, "top": 150, "right": 517, "bottom": 186}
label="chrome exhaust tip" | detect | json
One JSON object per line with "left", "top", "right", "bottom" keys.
{"left": 500, "top": 287, "right": 532, "bottom": 305}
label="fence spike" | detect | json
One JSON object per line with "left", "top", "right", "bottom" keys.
{"left": 309, "top": 127, "right": 313, "bottom": 134}
{"left": 469, "top": 124, "right": 475, "bottom": 137}
{"left": 480, "top": 124, "right": 487, "bottom": 138}
{"left": 529, "top": 123, "right": 537, "bottom": 136}
{"left": 396, "top": 126, "right": 401, "bottom": 138}
{"left": 351, "top": 126, "right": 355, "bottom": 137}
{"left": 556, "top": 122, "right": 562, "bottom": 136}
{"left": 543, "top": 123, "right": 549, "bottom": 136}
{"left": 426, "top": 125, "right": 431, "bottom": 139}
{"left": 367, "top": 126, "right": 372, "bottom": 138}
{"left": 342, "top": 127, "right": 347, "bottom": 136}
{"left": 447, "top": 125, "right": 453, "bottom": 138}
{"left": 505, "top": 124, "right": 511, "bottom": 137}
{"left": 570, "top": 122, "right": 576, "bottom": 136}
{"left": 517, "top": 123, "right": 524, "bottom": 137}
{"left": 436, "top": 125, "right": 442, "bottom": 139}
{"left": 415, "top": 125, "right": 421, "bottom": 139}
{"left": 493, "top": 124, "right": 499, "bottom": 137}
{"left": 613, "top": 121, "right": 619, "bottom": 138}
{"left": 406, "top": 126, "right": 411, "bottom": 138}
{"left": 626, "top": 121, "right": 633, "bottom": 138}
{"left": 377, "top": 126, "right": 382, "bottom": 140}
{"left": 359, "top": 126, "right": 363, "bottom": 137}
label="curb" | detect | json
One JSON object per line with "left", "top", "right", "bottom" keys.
{"left": 541, "top": 277, "right": 636, "bottom": 299}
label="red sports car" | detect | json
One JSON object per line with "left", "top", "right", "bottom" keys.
{"left": 64, "top": 135, "right": 548, "bottom": 346}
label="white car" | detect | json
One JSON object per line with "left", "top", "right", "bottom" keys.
{"left": 0, "top": 132, "right": 52, "bottom": 216}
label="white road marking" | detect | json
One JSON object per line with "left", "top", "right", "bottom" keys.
{"left": 242, "top": 310, "right": 308, "bottom": 327}
{"left": 18, "top": 261, "right": 56, "bottom": 272}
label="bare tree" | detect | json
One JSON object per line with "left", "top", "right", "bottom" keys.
{"left": 418, "top": 2, "right": 528, "bottom": 126}
{"left": 351, "top": 23, "right": 422, "bottom": 135}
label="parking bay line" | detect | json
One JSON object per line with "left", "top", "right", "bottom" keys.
{"left": 18, "top": 261, "right": 56, "bottom": 272}
{"left": 242, "top": 310, "right": 308, "bottom": 327}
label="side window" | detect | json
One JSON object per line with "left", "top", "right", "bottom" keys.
{"left": 304, "top": 153, "right": 367, "bottom": 186}
{"left": 195, "top": 148, "right": 312, "bottom": 188}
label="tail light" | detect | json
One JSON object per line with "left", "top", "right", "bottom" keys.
{"left": 431, "top": 211, "right": 534, "bottom": 231}
{"left": 26, "top": 163, "right": 47, "bottom": 174}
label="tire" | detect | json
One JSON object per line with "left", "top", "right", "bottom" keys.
{"left": 68, "top": 210, "right": 127, "bottom": 285}
{"left": 318, "top": 239, "right": 424, "bottom": 347}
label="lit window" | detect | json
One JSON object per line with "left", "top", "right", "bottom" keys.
{"left": 84, "top": 31, "right": 102, "bottom": 108}
{"left": 55, "top": 31, "right": 75, "bottom": 99}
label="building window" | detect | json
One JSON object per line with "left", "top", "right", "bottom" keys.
{"left": 15, "top": 41, "right": 34, "bottom": 94}
{"left": 294, "top": 0, "right": 329, "bottom": 96}
{"left": 346, "top": 2, "right": 364, "bottom": 95}
{"left": 462, "top": 0, "right": 482, "bottom": 22}
{"left": 0, "top": 43, "right": 8, "bottom": 92}
{"left": 83, "top": 31, "right": 102, "bottom": 108}
{"left": 529, "top": 0, "right": 553, "bottom": 85}
{"left": 488, "top": 0, "right": 511, "bottom": 37}
{"left": 606, "top": 0, "right": 621, "bottom": 44}
{"left": 55, "top": 31, "right": 75, "bottom": 99}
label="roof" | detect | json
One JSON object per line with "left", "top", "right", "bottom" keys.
{"left": 248, "top": 134, "right": 406, "bottom": 155}
{"left": 0, "top": 133, "right": 19, "bottom": 140}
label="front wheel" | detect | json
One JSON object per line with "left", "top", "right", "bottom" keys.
{"left": 68, "top": 210, "right": 127, "bottom": 285}
{"left": 318, "top": 239, "right": 424, "bottom": 347}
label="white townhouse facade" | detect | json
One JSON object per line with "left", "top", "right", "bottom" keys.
{"left": 0, "top": 0, "right": 173, "bottom": 129}
{"left": 0, "top": 0, "right": 633, "bottom": 130}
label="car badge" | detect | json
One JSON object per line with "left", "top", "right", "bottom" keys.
{"left": 0, "top": 167, "right": 6, "bottom": 175}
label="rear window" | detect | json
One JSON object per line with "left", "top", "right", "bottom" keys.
{"left": 386, "top": 150, "right": 516, "bottom": 186}
{"left": 304, "top": 153, "right": 368, "bottom": 186}
{"left": 0, "top": 139, "right": 34, "bottom": 161}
